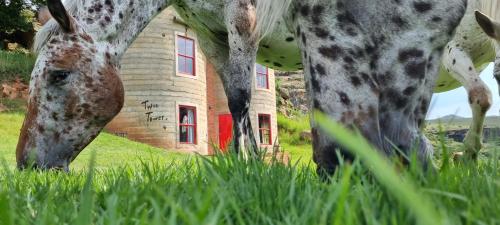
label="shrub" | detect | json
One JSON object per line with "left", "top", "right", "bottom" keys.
{"left": 0, "top": 50, "right": 36, "bottom": 83}
{"left": 277, "top": 113, "right": 311, "bottom": 145}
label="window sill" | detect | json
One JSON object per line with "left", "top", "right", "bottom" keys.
{"left": 176, "top": 73, "right": 198, "bottom": 80}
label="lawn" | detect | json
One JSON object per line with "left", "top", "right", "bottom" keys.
{"left": 0, "top": 113, "right": 188, "bottom": 170}
{"left": 1, "top": 112, "right": 500, "bottom": 224}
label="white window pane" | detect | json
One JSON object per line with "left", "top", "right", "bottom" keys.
{"left": 187, "top": 109, "right": 194, "bottom": 123}
{"left": 185, "top": 39, "right": 194, "bottom": 57}
{"left": 257, "top": 74, "right": 267, "bottom": 88}
{"left": 177, "top": 37, "right": 186, "bottom": 55}
{"left": 178, "top": 57, "right": 186, "bottom": 73}
{"left": 186, "top": 58, "right": 194, "bottom": 75}
{"left": 188, "top": 126, "right": 194, "bottom": 143}
{"left": 256, "top": 64, "right": 267, "bottom": 74}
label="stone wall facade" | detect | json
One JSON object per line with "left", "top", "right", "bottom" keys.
{"left": 106, "top": 7, "right": 278, "bottom": 155}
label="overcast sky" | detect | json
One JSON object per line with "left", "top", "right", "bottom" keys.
{"left": 426, "top": 63, "right": 499, "bottom": 120}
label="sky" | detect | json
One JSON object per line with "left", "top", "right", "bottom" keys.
{"left": 426, "top": 63, "right": 499, "bottom": 120}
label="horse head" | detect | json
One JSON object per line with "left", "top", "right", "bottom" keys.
{"left": 476, "top": 10, "right": 500, "bottom": 96}
{"left": 16, "top": 0, "right": 124, "bottom": 170}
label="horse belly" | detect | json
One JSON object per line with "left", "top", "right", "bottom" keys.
{"left": 257, "top": 21, "right": 302, "bottom": 71}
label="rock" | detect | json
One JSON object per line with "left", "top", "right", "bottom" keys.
{"left": 300, "top": 131, "right": 312, "bottom": 142}
{"left": 279, "top": 87, "right": 290, "bottom": 100}
{"left": 275, "top": 71, "right": 308, "bottom": 116}
{"left": 1, "top": 78, "right": 29, "bottom": 100}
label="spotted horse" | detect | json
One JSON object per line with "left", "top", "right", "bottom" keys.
{"left": 17, "top": 0, "right": 466, "bottom": 173}
{"left": 435, "top": 0, "right": 500, "bottom": 161}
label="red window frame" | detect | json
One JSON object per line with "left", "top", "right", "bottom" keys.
{"left": 258, "top": 114, "right": 272, "bottom": 145}
{"left": 256, "top": 64, "right": 269, "bottom": 89}
{"left": 179, "top": 105, "right": 197, "bottom": 144}
{"left": 176, "top": 35, "right": 196, "bottom": 76}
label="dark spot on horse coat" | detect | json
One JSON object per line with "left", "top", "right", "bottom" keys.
{"left": 432, "top": 16, "right": 442, "bottom": 22}
{"left": 318, "top": 45, "right": 343, "bottom": 61}
{"left": 392, "top": 16, "right": 407, "bottom": 27}
{"left": 385, "top": 88, "right": 407, "bottom": 109}
{"left": 398, "top": 49, "right": 424, "bottom": 62}
{"left": 315, "top": 64, "right": 326, "bottom": 76}
{"left": 405, "top": 61, "right": 427, "bottom": 79}
{"left": 338, "top": 92, "right": 351, "bottom": 106}
{"left": 350, "top": 76, "right": 361, "bottom": 87}
{"left": 311, "top": 5, "right": 324, "bottom": 24}
{"left": 413, "top": 2, "right": 433, "bottom": 13}
{"left": 313, "top": 27, "right": 329, "bottom": 38}
{"left": 300, "top": 4, "right": 310, "bottom": 17}
{"left": 403, "top": 86, "right": 417, "bottom": 95}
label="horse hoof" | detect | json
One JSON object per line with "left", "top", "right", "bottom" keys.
{"left": 452, "top": 151, "right": 464, "bottom": 163}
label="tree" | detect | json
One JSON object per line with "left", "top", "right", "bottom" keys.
{"left": 1, "top": 0, "right": 45, "bottom": 49}
{"left": 0, "top": 0, "right": 44, "bottom": 33}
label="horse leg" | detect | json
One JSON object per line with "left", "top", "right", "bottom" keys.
{"left": 442, "top": 41, "right": 492, "bottom": 160}
{"left": 293, "top": 23, "right": 382, "bottom": 177}
{"left": 197, "top": 1, "right": 259, "bottom": 158}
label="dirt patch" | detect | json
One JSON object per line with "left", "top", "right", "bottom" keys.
{"left": 1, "top": 78, "right": 29, "bottom": 100}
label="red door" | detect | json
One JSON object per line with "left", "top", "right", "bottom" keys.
{"left": 218, "top": 114, "right": 233, "bottom": 152}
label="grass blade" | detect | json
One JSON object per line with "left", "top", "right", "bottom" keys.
{"left": 315, "top": 111, "right": 443, "bottom": 225}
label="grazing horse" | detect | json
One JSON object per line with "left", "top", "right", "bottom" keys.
{"left": 17, "top": 0, "right": 466, "bottom": 173}
{"left": 435, "top": 0, "right": 500, "bottom": 160}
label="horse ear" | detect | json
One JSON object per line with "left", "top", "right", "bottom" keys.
{"left": 475, "top": 11, "right": 500, "bottom": 40}
{"left": 38, "top": 6, "right": 52, "bottom": 26}
{"left": 47, "top": 0, "right": 74, "bottom": 33}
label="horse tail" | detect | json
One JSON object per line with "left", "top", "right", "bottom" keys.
{"left": 254, "top": 0, "right": 293, "bottom": 39}
{"left": 480, "top": 0, "right": 500, "bottom": 21}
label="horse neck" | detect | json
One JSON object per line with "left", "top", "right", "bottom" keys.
{"left": 76, "top": 0, "right": 172, "bottom": 59}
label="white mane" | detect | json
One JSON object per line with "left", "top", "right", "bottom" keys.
{"left": 481, "top": 0, "right": 500, "bottom": 21}
{"left": 33, "top": 0, "right": 83, "bottom": 53}
{"left": 254, "top": 0, "right": 293, "bottom": 39}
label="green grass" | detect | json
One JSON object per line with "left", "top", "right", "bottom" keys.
{"left": 0, "top": 113, "right": 188, "bottom": 170}
{"left": 427, "top": 116, "right": 500, "bottom": 130}
{"left": 277, "top": 113, "right": 311, "bottom": 145}
{"left": 1, "top": 112, "right": 500, "bottom": 224}
{"left": 277, "top": 113, "right": 313, "bottom": 165}
{"left": 1, "top": 144, "right": 499, "bottom": 224}
{"left": 0, "top": 50, "right": 36, "bottom": 83}
{"left": 0, "top": 98, "right": 27, "bottom": 113}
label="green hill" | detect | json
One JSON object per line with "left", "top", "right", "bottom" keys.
{"left": 0, "top": 113, "right": 188, "bottom": 170}
{"left": 427, "top": 115, "right": 500, "bottom": 130}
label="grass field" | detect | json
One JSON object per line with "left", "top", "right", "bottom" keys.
{"left": 0, "top": 50, "right": 36, "bottom": 83}
{"left": 1, "top": 112, "right": 500, "bottom": 224}
{"left": 427, "top": 115, "right": 500, "bottom": 130}
{"left": 0, "top": 113, "right": 188, "bottom": 170}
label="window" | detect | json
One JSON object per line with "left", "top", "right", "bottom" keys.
{"left": 177, "top": 35, "right": 196, "bottom": 76}
{"left": 179, "top": 106, "right": 197, "bottom": 144}
{"left": 256, "top": 64, "right": 269, "bottom": 89}
{"left": 258, "top": 114, "right": 271, "bottom": 145}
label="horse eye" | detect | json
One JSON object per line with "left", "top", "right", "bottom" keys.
{"left": 49, "top": 70, "right": 71, "bottom": 84}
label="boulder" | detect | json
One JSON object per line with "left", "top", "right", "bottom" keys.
{"left": 300, "top": 131, "right": 312, "bottom": 142}
{"left": 1, "top": 79, "right": 29, "bottom": 100}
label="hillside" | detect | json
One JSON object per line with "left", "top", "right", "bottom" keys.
{"left": 0, "top": 113, "right": 188, "bottom": 169}
{"left": 427, "top": 115, "right": 500, "bottom": 129}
